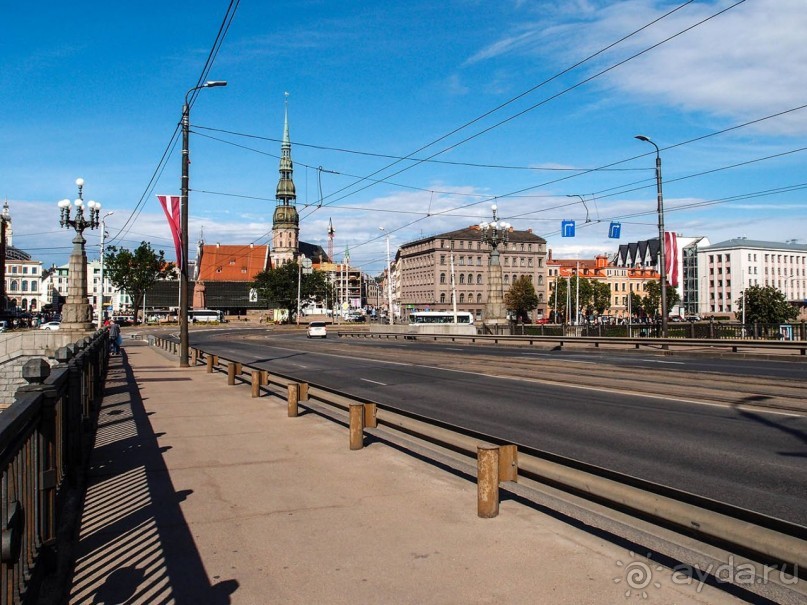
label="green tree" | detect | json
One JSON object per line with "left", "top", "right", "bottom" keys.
{"left": 643, "top": 281, "right": 680, "bottom": 318}
{"left": 736, "top": 285, "right": 797, "bottom": 324}
{"left": 505, "top": 276, "right": 539, "bottom": 323}
{"left": 105, "top": 242, "right": 171, "bottom": 323}
{"left": 629, "top": 291, "right": 644, "bottom": 318}
{"left": 589, "top": 281, "right": 612, "bottom": 316}
{"left": 253, "top": 263, "right": 334, "bottom": 323}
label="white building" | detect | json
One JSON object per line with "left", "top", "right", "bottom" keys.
{"left": 41, "top": 260, "right": 131, "bottom": 317}
{"left": 697, "top": 238, "right": 807, "bottom": 316}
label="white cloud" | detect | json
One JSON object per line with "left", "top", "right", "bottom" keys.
{"left": 467, "top": 0, "right": 807, "bottom": 134}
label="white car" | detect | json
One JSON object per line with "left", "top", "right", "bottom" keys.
{"left": 306, "top": 321, "right": 327, "bottom": 338}
{"left": 40, "top": 321, "right": 61, "bottom": 331}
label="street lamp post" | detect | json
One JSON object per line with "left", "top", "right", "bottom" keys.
{"left": 180, "top": 80, "right": 227, "bottom": 367}
{"left": 97, "top": 211, "right": 114, "bottom": 329}
{"left": 58, "top": 178, "right": 101, "bottom": 332}
{"left": 478, "top": 204, "right": 511, "bottom": 324}
{"left": 379, "top": 227, "right": 394, "bottom": 325}
{"left": 635, "top": 135, "right": 668, "bottom": 338}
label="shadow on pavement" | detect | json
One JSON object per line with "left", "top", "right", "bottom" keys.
{"left": 68, "top": 349, "right": 238, "bottom": 604}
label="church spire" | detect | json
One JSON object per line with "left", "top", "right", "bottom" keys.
{"left": 271, "top": 92, "right": 300, "bottom": 267}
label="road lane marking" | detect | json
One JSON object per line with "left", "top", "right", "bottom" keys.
{"left": 642, "top": 359, "right": 685, "bottom": 365}
{"left": 361, "top": 378, "right": 388, "bottom": 386}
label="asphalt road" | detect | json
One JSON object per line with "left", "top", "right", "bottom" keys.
{"left": 187, "top": 328, "right": 807, "bottom": 526}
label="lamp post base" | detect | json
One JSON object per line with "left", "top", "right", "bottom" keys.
{"left": 61, "top": 301, "right": 95, "bottom": 332}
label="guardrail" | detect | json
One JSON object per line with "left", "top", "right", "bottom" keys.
{"left": 336, "top": 331, "right": 807, "bottom": 355}
{"left": 150, "top": 334, "right": 805, "bottom": 589}
{"left": 0, "top": 330, "right": 109, "bottom": 605}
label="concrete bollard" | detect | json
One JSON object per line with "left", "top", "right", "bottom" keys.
{"left": 227, "top": 362, "right": 237, "bottom": 385}
{"left": 477, "top": 445, "right": 500, "bottom": 518}
{"left": 191, "top": 348, "right": 198, "bottom": 366}
{"left": 299, "top": 382, "right": 309, "bottom": 402}
{"left": 251, "top": 370, "right": 261, "bottom": 398}
{"left": 206, "top": 354, "right": 214, "bottom": 373}
{"left": 287, "top": 383, "right": 299, "bottom": 417}
{"left": 349, "top": 403, "right": 364, "bottom": 450}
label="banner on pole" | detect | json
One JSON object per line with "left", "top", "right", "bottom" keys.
{"left": 664, "top": 231, "right": 678, "bottom": 287}
{"left": 157, "top": 195, "right": 183, "bottom": 270}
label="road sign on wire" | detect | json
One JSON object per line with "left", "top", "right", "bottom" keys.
{"left": 561, "top": 220, "right": 575, "bottom": 237}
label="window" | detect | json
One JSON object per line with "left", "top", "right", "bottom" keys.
{"left": 503, "top": 275, "right": 510, "bottom": 285}
{"left": 476, "top": 274, "right": 482, "bottom": 285}
{"left": 476, "top": 256, "right": 482, "bottom": 266}
{"left": 459, "top": 274, "right": 465, "bottom": 284}
{"left": 440, "top": 273, "right": 446, "bottom": 284}
{"left": 459, "top": 293, "right": 465, "bottom": 303}
{"left": 21, "top": 281, "right": 28, "bottom": 292}
{"left": 467, "top": 273, "right": 473, "bottom": 284}
{"left": 31, "top": 282, "right": 37, "bottom": 292}
{"left": 538, "top": 258, "right": 543, "bottom": 268}
{"left": 504, "top": 257, "right": 509, "bottom": 266}
{"left": 440, "top": 255, "right": 446, "bottom": 265}
{"left": 477, "top": 293, "right": 482, "bottom": 303}
{"left": 440, "top": 293, "right": 446, "bottom": 303}
{"left": 537, "top": 275, "right": 543, "bottom": 285}
{"left": 459, "top": 257, "right": 465, "bottom": 266}
{"left": 528, "top": 258, "right": 533, "bottom": 267}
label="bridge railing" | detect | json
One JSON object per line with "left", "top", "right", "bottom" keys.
{"left": 335, "top": 331, "right": 807, "bottom": 355}
{"left": 149, "top": 335, "right": 806, "bottom": 593}
{"left": 0, "top": 331, "right": 109, "bottom": 605}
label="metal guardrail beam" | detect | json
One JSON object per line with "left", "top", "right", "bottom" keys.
{"left": 336, "top": 331, "right": 807, "bottom": 355}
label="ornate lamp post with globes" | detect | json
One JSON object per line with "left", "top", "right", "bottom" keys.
{"left": 58, "top": 177, "right": 101, "bottom": 332}
{"left": 478, "top": 204, "right": 511, "bottom": 324}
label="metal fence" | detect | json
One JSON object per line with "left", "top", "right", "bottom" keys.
{"left": 508, "top": 321, "right": 807, "bottom": 341}
{"left": 0, "top": 331, "right": 109, "bottom": 605}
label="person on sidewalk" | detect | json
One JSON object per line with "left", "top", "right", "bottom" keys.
{"left": 109, "top": 319, "right": 121, "bottom": 355}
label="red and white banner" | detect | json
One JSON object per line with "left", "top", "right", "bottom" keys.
{"left": 157, "top": 195, "right": 183, "bottom": 270}
{"left": 664, "top": 231, "right": 678, "bottom": 287}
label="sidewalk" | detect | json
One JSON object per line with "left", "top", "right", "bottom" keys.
{"left": 66, "top": 341, "right": 740, "bottom": 604}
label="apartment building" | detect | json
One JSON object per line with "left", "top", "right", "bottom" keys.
{"left": 396, "top": 226, "right": 547, "bottom": 322}
{"left": 697, "top": 238, "right": 807, "bottom": 316}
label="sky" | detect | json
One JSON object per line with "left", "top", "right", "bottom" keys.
{"left": 2, "top": 0, "right": 806, "bottom": 276}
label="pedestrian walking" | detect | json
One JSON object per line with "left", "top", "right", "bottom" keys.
{"left": 109, "top": 319, "right": 121, "bottom": 355}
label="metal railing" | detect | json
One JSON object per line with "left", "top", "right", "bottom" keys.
{"left": 149, "top": 335, "right": 806, "bottom": 589}
{"left": 336, "top": 330, "right": 807, "bottom": 355}
{"left": 0, "top": 331, "right": 109, "bottom": 605}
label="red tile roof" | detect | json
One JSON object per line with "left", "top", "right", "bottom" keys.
{"left": 196, "top": 244, "right": 270, "bottom": 282}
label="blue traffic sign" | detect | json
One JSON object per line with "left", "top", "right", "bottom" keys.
{"left": 561, "top": 220, "right": 576, "bottom": 237}
{"left": 609, "top": 222, "right": 622, "bottom": 239}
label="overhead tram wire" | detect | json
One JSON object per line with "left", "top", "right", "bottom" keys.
{"left": 108, "top": 0, "right": 240, "bottom": 247}
{"left": 304, "top": 0, "right": 747, "bottom": 219}
{"left": 192, "top": 125, "right": 645, "bottom": 172}
{"left": 297, "top": 0, "right": 734, "bottom": 217}
{"left": 234, "top": 0, "right": 697, "bottom": 227}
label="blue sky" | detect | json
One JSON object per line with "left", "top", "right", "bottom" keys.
{"left": 2, "top": 0, "right": 805, "bottom": 275}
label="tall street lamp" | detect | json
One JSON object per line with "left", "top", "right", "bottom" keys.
{"left": 379, "top": 227, "right": 394, "bottom": 325}
{"left": 635, "top": 134, "right": 668, "bottom": 338}
{"left": 180, "top": 80, "right": 227, "bottom": 367}
{"left": 478, "top": 204, "right": 511, "bottom": 324}
{"left": 58, "top": 178, "right": 101, "bottom": 332}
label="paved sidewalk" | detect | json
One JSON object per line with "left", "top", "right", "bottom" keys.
{"left": 66, "top": 341, "right": 740, "bottom": 604}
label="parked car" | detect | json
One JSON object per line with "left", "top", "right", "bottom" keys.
{"left": 40, "top": 321, "right": 61, "bottom": 331}
{"left": 306, "top": 321, "right": 327, "bottom": 338}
